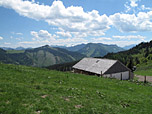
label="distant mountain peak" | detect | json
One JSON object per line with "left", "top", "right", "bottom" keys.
{"left": 15, "top": 46, "right": 25, "bottom": 50}
{"left": 123, "top": 44, "right": 136, "bottom": 50}
{"left": 42, "top": 45, "right": 50, "bottom": 48}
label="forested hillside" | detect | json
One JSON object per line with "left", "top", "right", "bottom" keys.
{"left": 0, "top": 45, "right": 85, "bottom": 67}
{"left": 78, "top": 43, "right": 124, "bottom": 57}
{"left": 0, "top": 48, "right": 33, "bottom": 66}
{"left": 104, "top": 41, "right": 152, "bottom": 70}
{"left": 25, "top": 45, "right": 85, "bottom": 67}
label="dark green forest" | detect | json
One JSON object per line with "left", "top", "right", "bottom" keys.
{"left": 104, "top": 41, "right": 152, "bottom": 70}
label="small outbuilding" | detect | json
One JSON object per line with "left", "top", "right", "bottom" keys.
{"left": 72, "top": 58, "right": 134, "bottom": 80}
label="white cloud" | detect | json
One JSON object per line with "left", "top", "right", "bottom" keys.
{"left": 113, "top": 35, "right": 146, "bottom": 40}
{"left": 101, "top": 40, "right": 143, "bottom": 47}
{"left": 19, "top": 41, "right": 34, "bottom": 44}
{"left": 130, "top": 0, "right": 138, "bottom": 7}
{"left": 0, "top": 0, "right": 110, "bottom": 38}
{"left": 16, "top": 33, "right": 23, "bottom": 35}
{"left": 31, "top": 0, "right": 35, "bottom": 3}
{"left": 141, "top": 5, "right": 152, "bottom": 11}
{"left": 16, "top": 37, "right": 23, "bottom": 40}
{"left": 91, "top": 37, "right": 112, "bottom": 42}
{"left": 11, "top": 32, "right": 23, "bottom": 35}
{"left": 27, "top": 30, "right": 88, "bottom": 47}
{"left": 0, "top": 36, "right": 3, "bottom": 40}
{"left": 27, "top": 30, "right": 146, "bottom": 47}
{"left": 4, "top": 42, "right": 11, "bottom": 45}
{"left": 90, "top": 35, "right": 145, "bottom": 46}
{"left": 56, "top": 31, "right": 72, "bottom": 37}
{"left": 52, "top": 37, "right": 88, "bottom": 46}
{"left": 124, "top": 3, "right": 131, "bottom": 13}
{"left": 0, "top": 0, "right": 152, "bottom": 39}
{"left": 31, "top": 30, "right": 56, "bottom": 41}
{"left": 110, "top": 12, "right": 152, "bottom": 32}
{"left": 19, "top": 37, "right": 88, "bottom": 47}
{"left": 124, "top": 0, "right": 141, "bottom": 13}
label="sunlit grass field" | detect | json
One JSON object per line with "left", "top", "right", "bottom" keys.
{"left": 0, "top": 63, "right": 152, "bottom": 114}
{"left": 6, "top": 50, "right": 25, "bottom": 54}
{"left": 135, "top": 63, "right": 152, "bottom": 76}
{"left": 135, "top": 70, "right": 152, "bottom": 76}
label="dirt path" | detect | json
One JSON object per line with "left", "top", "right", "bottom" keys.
{"left": 135, "top": 75, "right": 152, "bottom": 82}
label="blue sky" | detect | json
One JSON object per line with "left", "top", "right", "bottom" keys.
{"left": 0, "top": 0, "right": 152, "bottom": 48}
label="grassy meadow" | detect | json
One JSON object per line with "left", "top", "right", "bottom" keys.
{"left": 0, "top": 63, "right": 152, "bottom": 114}
{"left": 134, "top": 62, "right": 152, "bottom": 76}
{"left": 6, "top": 50, "right": 25, "bottom": 54}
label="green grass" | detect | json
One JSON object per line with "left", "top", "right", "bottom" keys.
{"left": 135, "top": 70, "right": 152, "bottom": 76}
{"left": 135, "top": 62, "right": 152, "bottom": 76}
{"left": 0, "top": 63, "right": 152, "bottom": 114}
{"left": 6, "top": 50, "right": 25, "bottom": 54}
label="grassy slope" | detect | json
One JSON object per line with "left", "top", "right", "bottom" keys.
{"left": 0, "top": 46, "right": 85, "bottom": 67}
{"left": 0, "top": 63, "right": 152, "bottom": 114}
{"left": 6, "top": 50, "right": 25, "bottom": 54}
{"left": 24, "top": 46, "right": 85, "bottom": 67}
{"left": 134, "top": 62, "right": 152, "bottom": 76}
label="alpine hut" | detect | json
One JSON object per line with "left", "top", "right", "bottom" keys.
{"left": 72, "top": 58, "right": 134, "bottom": 80}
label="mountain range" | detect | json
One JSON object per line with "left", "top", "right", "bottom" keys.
{"left": 122, "top": 44, "right": 136, "bottom": 50}
{"left": 0, "top": 43, "right": 127, "bottom": 67}
{"left": 60, "top": 44, "right": 86, "bottom": 52}
{"left": 0, "top": 45, "right": 85, "bottom": 67}
{"left": 77, "top": 43, "right": 124, "bottom": 57}
{"left": 0, "top": 46, "right": 32, "bottom": 50}
{"left": 53, "top": 43, "right": 124, "bottom": 57}
{"left": 47, "top": 41, "right": 152, "bottom": 72}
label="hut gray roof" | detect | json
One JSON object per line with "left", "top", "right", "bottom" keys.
{"left": 73, "top": 58, "right": 118, "bottom": 75}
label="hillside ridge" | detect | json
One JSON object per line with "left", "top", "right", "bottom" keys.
{"left": 0, "top": 45, "right": 85, "bottom": 67}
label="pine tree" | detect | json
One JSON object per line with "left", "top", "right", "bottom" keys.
{"left": 128, "top": 58, "right": 134, "bottom": 71}
{"left": 145, "top": 47, "right": 149, "bottom": 57}
{"left": 135, "top": 57, "right": 140, "bottom": 65}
